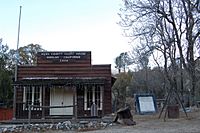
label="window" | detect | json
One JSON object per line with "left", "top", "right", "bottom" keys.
{"left": 84, "top": 85, "right": 103, "bottom": 110}
{"left": 23, "top": 86, "right": 42, "bottom": 110}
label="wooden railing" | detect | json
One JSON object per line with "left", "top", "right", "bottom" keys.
{"left": 16, "top": 103, "right": 77, "bottom": 123}
{"left": 27, "top": 104, "right": 77, "bottom": 124}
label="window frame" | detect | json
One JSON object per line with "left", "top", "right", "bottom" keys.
{"left": 23, "top": 86, "right": 42, "bottom": 110}
{"left": 84, "top": 85, "right": 103, "bottom": 110}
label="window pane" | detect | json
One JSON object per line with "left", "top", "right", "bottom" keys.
{"left": 34, "top": 86, "right": 40, "bottom": 106}
{"left": 26, "top": 86, "right": 32, "bottom": 109}
{"left": 84, "top": 85, "right": 103, "bottom": 110}
{"left": 87, "top": 85, "right": 93, "bottom": 108}
{"left": 95, "top": 85, "right": 100, "bottom": 108}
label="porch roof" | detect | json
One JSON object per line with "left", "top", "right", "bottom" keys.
{"left": 13, "top": 77, "right": 106, "bottom": 86}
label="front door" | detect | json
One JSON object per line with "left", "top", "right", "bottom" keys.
{"left": 50, "top": 87, "right": 73, "bottom": 115}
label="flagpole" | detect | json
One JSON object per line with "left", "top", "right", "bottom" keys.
{"left": 15, "top": 5, "right": 22, "bottom": 81}
{"left": 13, "top": 5, "right": 22, "bottom": 120}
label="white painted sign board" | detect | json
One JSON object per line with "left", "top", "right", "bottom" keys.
{"left": 135, "top": 94, "right": 157, "bottom": 114}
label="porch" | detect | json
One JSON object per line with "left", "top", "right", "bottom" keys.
{"left": 13, "top": 78, "right": 107, "bottom": 119}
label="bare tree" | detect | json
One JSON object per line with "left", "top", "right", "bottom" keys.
{"left": 119, "top": 0, "right": 200, "bottom": 104}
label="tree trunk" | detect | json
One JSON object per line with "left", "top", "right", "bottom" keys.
{"left": 113, "top": 107, "right": 136, "bottom": 125}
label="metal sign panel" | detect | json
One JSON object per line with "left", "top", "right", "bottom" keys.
{"left": 135, "top": 94, "right": 157, "bottom": 114}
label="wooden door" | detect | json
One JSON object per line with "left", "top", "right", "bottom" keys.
{"left": 50, "top": 88, "right": 73, "bottom": 115}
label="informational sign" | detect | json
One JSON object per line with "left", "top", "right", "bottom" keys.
{"left": 37, "top": 51, "right": 91, "bottom": 63}
{"left": 135, "top": 94, "right": 157, "bottom": 114}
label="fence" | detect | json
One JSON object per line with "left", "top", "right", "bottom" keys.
{"left": 0, "top": 108, "right": 13, "bottom": 121}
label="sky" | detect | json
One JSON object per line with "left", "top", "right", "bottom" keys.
{"left": 0, "top": 0, "right": 131, "bottom": 70}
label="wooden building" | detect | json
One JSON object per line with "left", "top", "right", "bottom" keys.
{"left": 13, "top": 51, "right": 113, "bottom": 119}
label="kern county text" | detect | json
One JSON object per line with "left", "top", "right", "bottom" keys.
{"left": 39, "top": 52, "right": 89, "bottom": 63}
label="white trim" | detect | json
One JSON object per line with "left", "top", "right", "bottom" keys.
{"left": 32, "top": 86, "right": 35, "bottom": 107}
{"left": 87, "top": 85, "right": 92, "bottom": 110}
{"left": 23, "top": 86, "right": 26, "bottom": 110}
{"left": 39, "top": 86, "right": 42, "bottom": 107}
{"left": 84, "top": 85, "right": 103, "bottom": 111}
{"left": 84, "top": 86, "right": 87, "bottom": 110}
{"left": 92, "top": 86, "right": 95, "bottom": 103}
{"left": 23, "top": 86, "right": 42, "bottom": 110}
{"left": 100, "top": 86, "right": 103, "bottom": 110}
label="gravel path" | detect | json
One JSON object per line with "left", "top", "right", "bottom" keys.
{"left": 84, "top": 110, "right": 200, "bottom": 133}
{"left": 84, "top": 119, "right": 200, "bottom": 133}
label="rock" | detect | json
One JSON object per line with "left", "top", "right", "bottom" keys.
{"left": 79, "top": 120, "right": 89, "bottom": 124}
{"left": 78, "top": 127, "right": 82, "bottom": 131}
{"left": 88, "top": 121, "right": 94, "bottom": 128}
{"left": 12, "top": 125, "right": 17, "bottom": 129}
{"left": 49, "top": 124, "right": 56, "bottom": 130}
{"left": 100, "top": 121, "right": 108, "bottom": 127}
{"left": 70, "top": 123, "right": 78, "bottom": 130}
{"left": 3, "top": 128, "right": 7, "bottom": 133}
{"left": 0, "top": 118, "right": 119, "bottom": 132}
{"left": 56, "top": 122, "right": 61, "bottom": 129}
{"left": 8, "top": 127, "right": 15, "bottom": 132}
{"left": 37, "top": 127, "right": 40, "bottom": 131}
{"left": 63, "top": 121, "right": 72, "bottom": 130}
{"left": 63, "top": 120, "right": 71, "bottom": 125}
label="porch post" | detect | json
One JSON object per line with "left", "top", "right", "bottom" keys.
{"left": 102, "top": 86, "right": 105, "bottom": 116}
{"left": 73, "top": 85, "right": 77, "bottom": 120}
{"left": 42, "top": 86, "right": 45, "bottom": 119}
{"left": 12, "top": 86, "right": 17, "bottom": 120}
{"left": 28, "top": 104, "right": 31, "bottom": 125}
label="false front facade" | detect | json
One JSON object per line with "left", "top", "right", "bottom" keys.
{"left": 13, "top": 51, "right": 112, "bottom": 119}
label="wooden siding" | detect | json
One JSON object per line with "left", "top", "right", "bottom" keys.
{"left": 15, "top": 51, "right": 112, "bottom": 118}
{"left": 17, "top": 65, "right": 111, "bottom": 80}
{"left": 77, "top": 86, "right": 84, "bottom": 117}
{"left": 103, "top": 80, "right": 112, "bottom": 114}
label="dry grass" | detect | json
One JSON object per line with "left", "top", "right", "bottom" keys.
{"left": 85, "top": 108, "right": 200, "bottom": 133}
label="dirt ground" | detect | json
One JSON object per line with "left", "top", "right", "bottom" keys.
{"left": 84, "top": 108, "right": 200, "bottom": 133}
{"left": 1, "top": 108, "right": 199, "bottom": 133}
